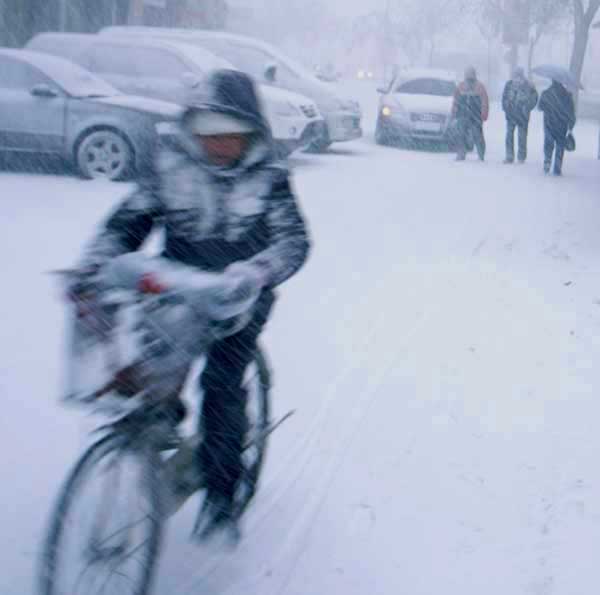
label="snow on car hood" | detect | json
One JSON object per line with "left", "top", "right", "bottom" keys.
{"left": 258, "top": 84, "right": 318, "bottom": 111}
{"left": 388, "top": 93, "right": 453, "bottom": 115}
{"left": 92, "top": 95, "right": 183, "bottom": 119}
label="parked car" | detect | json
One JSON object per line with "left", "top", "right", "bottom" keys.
{"left": 314, "top": 63, "right": 341, "bottom": 83}
{"left": 578, "top": 89, "right": 600, "bottom": 120}
{"left": 100, "top": 27, "right": 362, "bottom": 152}
{"left": 0, "top": 49, "right": 180, "bottom": 180}
{"left": 27, "top": 33, "right": 324, "bottom": 157}
{"left": 375, "top": 69, "right": 459, "bottom": 148}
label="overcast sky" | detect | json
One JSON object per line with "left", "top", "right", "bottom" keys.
{"left": 317, "top": 0, "right": 386, "bottom": 19}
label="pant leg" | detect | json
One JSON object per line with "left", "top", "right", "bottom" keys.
{"left": 505, "top": 119, "right": 516, "bottom": 161}
{"left": 543, "top": 126, "right": 554, "bottom": 169}
{"left": 473, "top": 122, "right": 486, "bottom": 160}
{"left": 554, "top": 141, "right": 565, "bottom": 174}
{"left": 517, "top": 121, "right": 529, "bottom": 162}
{"left": 456, "top": 119, "right": 467, "bottom": 159}
{"left": 198, "top": 291, "right": 275, "bottom": 501}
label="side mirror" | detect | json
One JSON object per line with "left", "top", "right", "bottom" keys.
{"left": 264, "top": 63, "right": 277, "bottom": 83}
{"left": 377, "top": 86, "right": 389, "bottom": 94}
{"left": 181, "top": 72, "right": 201, "bottom": 89}
{"left": 31, "top": 84, "right": 58, "bottom": 98}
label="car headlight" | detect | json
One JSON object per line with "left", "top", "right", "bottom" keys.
{"left": 381, "top": 104, "right": 407, "bottom": 120}
{"left": 273, "top": 101, "right": 301, "bottom": 117}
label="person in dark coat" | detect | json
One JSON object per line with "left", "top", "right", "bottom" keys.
{"left": 74, "top": 69, "right": 311, "bottom": 539}
{"left": 538, "top": 79, "right": 576, "bottom": 176}
{"left": 502, "top": 67, "right": 538, "bottom": 164}
{"left": 451, "top": 66, "right": 489, "bottom": 161}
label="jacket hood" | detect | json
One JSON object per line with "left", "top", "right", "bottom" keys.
{"left": 175, "top": 69, "right": 275, "bottom": 174}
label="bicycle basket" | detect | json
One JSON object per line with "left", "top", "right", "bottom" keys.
{"left": 63, "top": 289, "right": 144, "bottom": 406}
{"left": 61, "top": 255, "right": 260, "bottom": 412}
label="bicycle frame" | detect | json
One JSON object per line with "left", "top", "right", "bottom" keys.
{"left": 89, "top": 398, "right": 295, "bottom": 519}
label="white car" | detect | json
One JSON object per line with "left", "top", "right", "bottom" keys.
{"left": 376, "top": 69, "right": 459, "bottom": 148}
{"left": 101, "top": 27, "right": 362, "bottom": 152}
{"left": 26, "top": 33, "right": 324, "bottom": 157}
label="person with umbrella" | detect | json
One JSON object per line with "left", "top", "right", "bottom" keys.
{"left": 502, "top": 67, "right": 538, "bottom": 164}
{"left": 534, "top": 65, "right": 577, "bottom": 176}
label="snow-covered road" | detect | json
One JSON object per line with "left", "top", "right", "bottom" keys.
{"left": 3, "top": 81, "right": 600, "bottom": 595}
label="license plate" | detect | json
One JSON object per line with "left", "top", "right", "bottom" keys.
{"left": 414, "top": 121, "right": 441, "bottom": 132}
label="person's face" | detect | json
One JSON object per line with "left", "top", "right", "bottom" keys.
{"left": 196, "top": 133, "right": 250, "bottom": 167}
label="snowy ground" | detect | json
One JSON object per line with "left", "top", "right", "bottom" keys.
{"left": 2, "top": 81, "right": 600, "bottom": 595}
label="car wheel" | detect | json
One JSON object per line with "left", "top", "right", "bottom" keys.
{"left": 76, "top": 129, "right": 134, "bottom": 181}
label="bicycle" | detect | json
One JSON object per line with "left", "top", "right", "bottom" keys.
{"left": 38, "top": 255, "right": 293, "bottom": 595}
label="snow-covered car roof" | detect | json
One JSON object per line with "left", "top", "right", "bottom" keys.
{"left": 394, "top": 68, "right": 458, "bottom": 83}
{"left": 100, "top": 27, "right": 318, "bottom": 81}
{"left": 0, "top": 48, "right": 119, "bottom": 98}
{"left": 151, "top": 40, "right": 234, "bottom": 72}
{"left": 29, "top": 32, "right": 232, "bottom": 75}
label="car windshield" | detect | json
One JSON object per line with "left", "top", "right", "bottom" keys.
{"left": 195, "top": 38, "right": 315, "bottom": 83}
{"left": 395, "top": 78, "right": 456, "bottom": 97}
{"left": 35, "top": 56, "right": 118, "bottom": 97}
{"left": 166, "top": 42, "right": 234, "bottom": 73}
{"left": 198, "top": 40, "right": 265, "bottom": 79}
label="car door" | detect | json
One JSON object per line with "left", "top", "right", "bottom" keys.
{"left": 0, "top": 55, "right": 66, "bottom": 153}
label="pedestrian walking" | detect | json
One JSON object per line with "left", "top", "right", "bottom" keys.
{"left": 502, "top": 67, "right": 538, "bottom": 164}
{"left": 452, "top": 66, "right": 489, "bottom": 162}
{"left": 538, "top": 80, "right": 576, "bottom": 176}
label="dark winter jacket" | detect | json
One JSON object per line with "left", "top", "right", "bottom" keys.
{"left": 452, "top": 80, "right": 489, "bottom": 124}
{"left": 538, "top": 81, "right": 576, "bottom": 140}
{"left": 81, "top": 69, "right": 310, "bottom": 291}
{"left": 502, "top": 79, "right": 538, "bottom": 125}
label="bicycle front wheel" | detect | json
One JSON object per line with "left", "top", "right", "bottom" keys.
{"left": 234, "top": 346, "right": 271, "bottom": 518}
{"left": 39, "top": 434, "right": 165, "bottom": 595}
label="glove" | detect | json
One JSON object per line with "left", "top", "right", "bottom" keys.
{"left": 221, "top": 262, "right": 267, "bottom": 303}
{"left": 209, "top": 262, "right": 267, "bottom": 322}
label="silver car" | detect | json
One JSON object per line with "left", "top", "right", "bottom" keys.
{"left": 376, "top": 69, "right": 459, "bottom": 149}
{"left": 0, "top": 49, "right": 180, "bottom": 180}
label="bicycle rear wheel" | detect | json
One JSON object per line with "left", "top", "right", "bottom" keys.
{"left": 234, "top": 346, "right": 271, "bottom": 518}
{"left": 39, "top": 435, "right": 165, "bottom": 595}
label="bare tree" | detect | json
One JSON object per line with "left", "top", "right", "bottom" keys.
{"left": 473, "top": 0, "right": 567, "bottom": 75}
{"left": 389, "top": 0, "right": 469, "bottom": 66}
{"left": 570, "top": 0, "right": 600, "bottom": 90}
{"left": 527, "top": 0, "right": 569, "bottom": 75}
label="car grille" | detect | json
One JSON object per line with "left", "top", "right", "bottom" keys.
{"left": 410, "top": 112, "right": 446, "bottom": 123}
{"left": 301, "top": 105, "right": 318, "bottom": 118}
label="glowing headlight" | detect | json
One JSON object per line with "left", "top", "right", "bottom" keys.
{"left": 357, "top": 70, "right": 365, "bottom": 80}
{"left": 382, "top": 106, "right": 392, "bottom": 117}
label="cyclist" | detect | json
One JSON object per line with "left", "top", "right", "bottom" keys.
{"left": 72, "top": 69, "right": 311, "bottom": 540}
